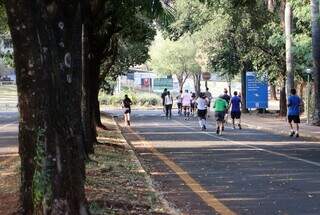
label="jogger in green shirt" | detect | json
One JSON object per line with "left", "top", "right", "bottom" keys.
{"left": 213, "top": 95, "right": 229, "bottom": 135}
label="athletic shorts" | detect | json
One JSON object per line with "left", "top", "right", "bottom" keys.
{"left": 177, "top": 103, "right": 182, "bottom": 109}
{"left": 197, "top": 109, "right": 207, "bottom": 119}
{"left": 231, "top": 111, "right": 241, "bottom": 119}
{"left": 124, "top": 108, "right": 131, "bottom": 114}
{"left": 215, "top": 111, "right": 225, "bottom": 122}
{"left": 288, "top": 115, "right": 300, "bottom": 123}
{"left": 191, "top": 103, "right": 195, "bottom": 109}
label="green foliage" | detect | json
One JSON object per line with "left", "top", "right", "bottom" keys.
{"left": 149, "top": 33, "right": 201, "bottom": 78}
{"left": 99, "top": 90, "right": 161, "bottom": 107}
{"left": 32, "top": 128, "right": 51, "bottom": 208}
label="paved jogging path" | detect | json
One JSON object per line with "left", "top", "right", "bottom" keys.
{"left": 109, "top": 109, "right": 320, "bottom": 215}
{"left": 0, "top": 112, "right": 19, "bottom": 156}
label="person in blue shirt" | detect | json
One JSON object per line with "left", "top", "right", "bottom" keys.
{"left": 230, "top": 91, "right": 242, "bottom": 129}
{"left": 287, "top": 88, "right": 301, "bottom": 137}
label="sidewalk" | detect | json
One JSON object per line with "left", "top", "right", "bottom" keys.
{"left": 241, "top": 113, "right": 320, "bottom": 141}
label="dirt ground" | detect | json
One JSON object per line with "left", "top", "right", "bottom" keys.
{"left": 0, "top": 114, "right": 171, "bottom": 214}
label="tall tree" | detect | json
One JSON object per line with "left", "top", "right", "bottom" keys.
{"left": 311, "top": 0, "right": 320, "bottom": 125}
{"left": 5, "top": 1, "right": 88, "bottom": 213}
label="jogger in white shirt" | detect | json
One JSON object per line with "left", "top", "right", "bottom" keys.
{"left": 196, "top": 93, "right": 208, "bottom": 130}
{"left": 164, "top": 91, "right": 173, "bottom": 119}
{"left": 181, "top": 89, "right": 191, "bottom": 120}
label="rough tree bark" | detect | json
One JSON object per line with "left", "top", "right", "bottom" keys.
{"left": 311, "top": 0, "right": 320, "bottom": 125}
{"left": 81, "top": 22, "right": 95, "bottom": 154}
{"left": 193, "top": 72, "right": 201, "bottom": 96}
{"left": 280, "top": 77, "right": 287, "bottom": 116}
{"left": 270, "top": 84, "right": 278, "bottom": 100}
{"left": 285, "top": 2, "right": 294, "bottom": 95}
{"left": 6, "top": 1, "right": 88, "bottom": 214}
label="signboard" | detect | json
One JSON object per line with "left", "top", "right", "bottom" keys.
{"left": 246, "top": 72, "right": 268, "bottom": 109}
{"left": 202, "top": 72, "right": 211, "bottom": 81}
{"left": 153, "top": 78, "right": 173, "bottom": 91}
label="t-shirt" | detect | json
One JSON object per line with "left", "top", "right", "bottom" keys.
{"left": 181, "top": 93, "right": 191, "bottom": 106}
{"left": 231, "top": 96, "right": 241, "bottom": 112}
{"left": 165, "top": 95, "right": 173, "bottom": 105}
{"left": 221, "top": 94, "right": 231, "bottom": 103}
{"left": 214, "top": 98, "right": 228, "bottom": 112}
{"left": 123, "top": 98, "right": 132, "bottom": 108}
{"left": 288, "top": 95, "right": 301, "bottom": 116}
{"left": 196, "top": 98, "right": 207, "bottom": 110}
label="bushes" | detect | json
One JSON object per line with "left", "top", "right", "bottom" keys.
{"left": 99, "top": 91, "right": 161, "bottom": 107}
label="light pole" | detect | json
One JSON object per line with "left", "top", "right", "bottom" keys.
{"left": 306, "top": 68, "right": 312, "bottom": 125}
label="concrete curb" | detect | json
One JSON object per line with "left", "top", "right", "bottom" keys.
{"left": 110, "top": 116, "right": 181, "bottom": 215}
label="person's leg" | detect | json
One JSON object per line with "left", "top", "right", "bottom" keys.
{"left": 169, "top": 104, "right": 172, "bottom": 118}
{"left": 165, "top": 105, "right": 169, "bottom": 118}
{"left": 295, "top": 123, "right": 299, "bottom": 137}
{"left": 127, "top": 113, "right": 131, "bottom": 126}
{"left": 124, "top": 113, "right": 128, "bottom": 125}
{"left": 288, "top": 116, "right": 295, "bottom": 136}
{"left": 231, "top": 112, "right": 235, "bottom": 129}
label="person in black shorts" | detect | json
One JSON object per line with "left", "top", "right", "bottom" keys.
{"left": 230, "top": 91, "right": 242, "bottom": 129}
{"left": 287, "top": 88, "right": 301, "bottom": 137}
{"left": 196, "top": 92, "right": 208, "bottom": 130}
{"left": 122, "top": 94, "right": 132, "bottom": 126}
{"left": 221, "top": 88, "right": 231, "bottom": 130}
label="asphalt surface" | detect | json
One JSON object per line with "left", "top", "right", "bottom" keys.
{"left": 0, "top": 112, "right": 19, "bottom": 155}
{"left": 108, "top": 109, "right": 320, "bottom": 215}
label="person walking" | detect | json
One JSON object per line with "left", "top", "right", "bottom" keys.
{"left": 221, "top": 88, "right": 231, "bottom": 130}
{"left": 230, "top": 91, "right": 242, "bottom": 129}
{"left": 176, "top": 90, "right": 183, "bottom": 115}
{"left": 190, "top": 92, "right": 197, "bottom": 117}
{"left": 164, "top": 91, "right": 173, "bottom": 119}
{"left": 182, "top": 89, "right": 191, "bottom": 120}
{"left": 213, "top": 95, "right": 229, "bottom": 135}
{"left": 161, "top": 88, "right": 168, "bottom": 114}
{"left": 196, "top": 92, "right": 208, "bottom": 130}
{"left": 205, "top": 88, "right": 212, "bottom": 117}
{"left": 122, "top": 94, "right": 132, "bottom": 126}
{"left": 287, "top": 88, "right": 302, "bottom": 138}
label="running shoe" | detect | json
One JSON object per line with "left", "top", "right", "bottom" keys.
{"left": 296, "top": 133, "right": 299, "bottom": 138}
{"left": 216, "top": 128, "right": 220, "bottom": 134}
{"left": 238, "top": 124, "right": 242, "bottom": 130}
{"left": 289, "top": 131, "right": 295, "bottom": 137}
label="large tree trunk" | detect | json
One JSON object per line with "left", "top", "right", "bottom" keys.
{"left": 280, "top": 77, "right": 287, "bottom": 116}
{"left": 241, "top": 61, "right": 251, "bottom": 113}
{"left": 270, "top": 84, "right": 278, "bottom": 100}
{"left": 311, "top": 0, "right": 320, "bottom": 125}
{"left": 285, "top": 2, "right": 294, "bottom": 95}
{"left": 81, "top": 23, "right": 95, "bottom": 154}
{"left": 193, "top": 72, "right": 201, "bottom": 96}
{"left": 6, "top": 1, "right": 89, "bottom": 214}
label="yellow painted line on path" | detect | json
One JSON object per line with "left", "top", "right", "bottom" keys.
{"left": 126, "top": 126, "right": 237, "bottom": 215}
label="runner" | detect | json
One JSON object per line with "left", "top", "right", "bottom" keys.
{"left": 190, "top": 92, "right": 197, "bottom": 117}
{"left": 230, "top": 91, "right": 242, "bottom": 129}
{"left": 221, "top": 88, "right": 231, "bottom": 130}
{"left": 196, "top": 92, "right": 208, "bottom": 130}
{"left": 164, "top": 91, "right": 173, "bottom": 119}
{"left": 213, "top": 95, "right": 229, "bottom": 135}
{"left": 176, "top": 90, "right": 183, "bottom": 115}
{"left": 287, "top": 88, "right": 301, "bottom": 138}
{"left": 205, "top": 88, "right": 212, "bottom": 117}
{"left": 122, "top": 94, "right": 132, "bottom": 126}
{"left": 181, "top": 89, "right": 191, "bottom": 120}
{"left": 161, "top": 88, "right": 168, "bottom": 114}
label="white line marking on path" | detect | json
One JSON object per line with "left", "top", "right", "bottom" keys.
{"left": 173, "top": 119, "right": 320, "bottom": 168}
{"left": 0, "top": 120, "right": 18, "bottom": 130}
